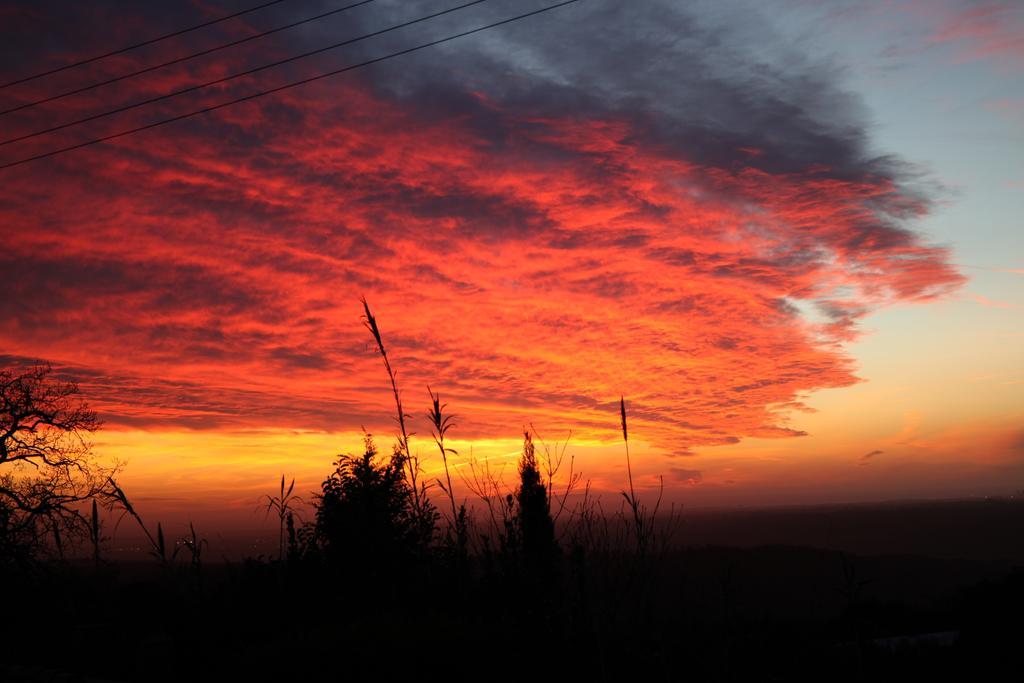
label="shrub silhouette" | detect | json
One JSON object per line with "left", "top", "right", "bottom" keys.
{"left": 314, "top": 432, "right": 435, "bottom": 579}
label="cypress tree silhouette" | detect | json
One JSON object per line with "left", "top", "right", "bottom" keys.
{"left": 517, "top": 431, "right": 556, "bottom": 571}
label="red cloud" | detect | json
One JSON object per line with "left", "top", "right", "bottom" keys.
{"left": 0, "top": 38, "right": 963, "bottom": 455}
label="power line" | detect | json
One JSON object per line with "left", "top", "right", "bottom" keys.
{"left": 0, "top": 0, "right": 490, "bottom": 148}
{"left": 0, "top": 0, "right": 582, "bottom": 172}
{"left": 0, "top": 0, "right": 290, "bottom": 90}
{"left": 0, "top": 0, "right": 377, "bottom": 117}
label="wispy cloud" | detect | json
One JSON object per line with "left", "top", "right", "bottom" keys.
{"left": 970, "top": 294, "right": 1016, "bottom": 309}
{"left": 670, "top": 468, "right": 703, "bottom": 485}
{"left": 927, "top": 2, "right": 1024, "bottom": 67}
{"left": 859, "top": 449, "right": 884, "bottom": 465}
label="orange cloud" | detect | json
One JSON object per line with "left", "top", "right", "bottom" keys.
{"left": 0, "top": 78, "right": 963, "bottom": 456}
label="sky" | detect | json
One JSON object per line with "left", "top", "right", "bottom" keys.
{"left": 0, "top": 0, "right": 1021, "bottom": 532}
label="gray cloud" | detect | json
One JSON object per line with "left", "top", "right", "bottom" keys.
{"left": 669, "top": 467, "right": 702, "bottom": 484}
{"left": 860, "top": 449, "right": 884, "bottom": 464}
{"left": 323, "top": 0, "right": 909, "bottom": 184}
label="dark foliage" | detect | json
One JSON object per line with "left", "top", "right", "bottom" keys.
{"left": 517, "top": 430, "right": 556, "bottom": 569}
{"left": 314, "top": 433, "right": 436, "bottom": 579}
{"left": 4, "top": 303, "right": 1021, "bottom": 681}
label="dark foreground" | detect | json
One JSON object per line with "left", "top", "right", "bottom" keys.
{"left": 5, "top": 498, "right": 1023, "bottom": 683}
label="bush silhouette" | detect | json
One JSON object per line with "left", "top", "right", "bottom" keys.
{"left": 314, "top": 433, "right": 435, "bottom": 579}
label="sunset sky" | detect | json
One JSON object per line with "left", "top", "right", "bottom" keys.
{"left": 1, "top": 0, "right": 1021, "bottom": 531}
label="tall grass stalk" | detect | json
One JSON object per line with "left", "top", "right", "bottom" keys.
{"left": 152, "top": 521, "right": 180, "bottom": 566}
{"left": 360, "top": 297, "right": 428, "bottom": 521}
{"left": 618, "top": 397, "right": 665, "bottom": 554}
{"left": 182, "top": 521, "right": 208, "bottom": 584}
{"left": 620, "top": 397, "right": 643, "bottom": 545}
{"left": 262, "top": 475, "right": 302, "bottom": 561}
{"left": 108, "top": 477, "right": 158, "bottom": 551}
{"left": 427, "top": 387, "right": 460, "bottom": 529}
{"left": 108, "top": 477, "right": 177, "bottom": 566}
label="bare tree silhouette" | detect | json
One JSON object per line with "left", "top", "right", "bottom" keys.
{"left": 0, "top": 364, "right": 113, "bottom": 559}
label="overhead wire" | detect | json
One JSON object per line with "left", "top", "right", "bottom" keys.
{"left": 0, "top": 0, "right": 582, "bottom": 172}
{"left": 0, "top": 0, "right": 490, "bottom": 148}
{"left": 0, "top": 0, "right": 290, "bottom": 90}
{"left": 0, "top": 0, "right": 378, "bottom": 117}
